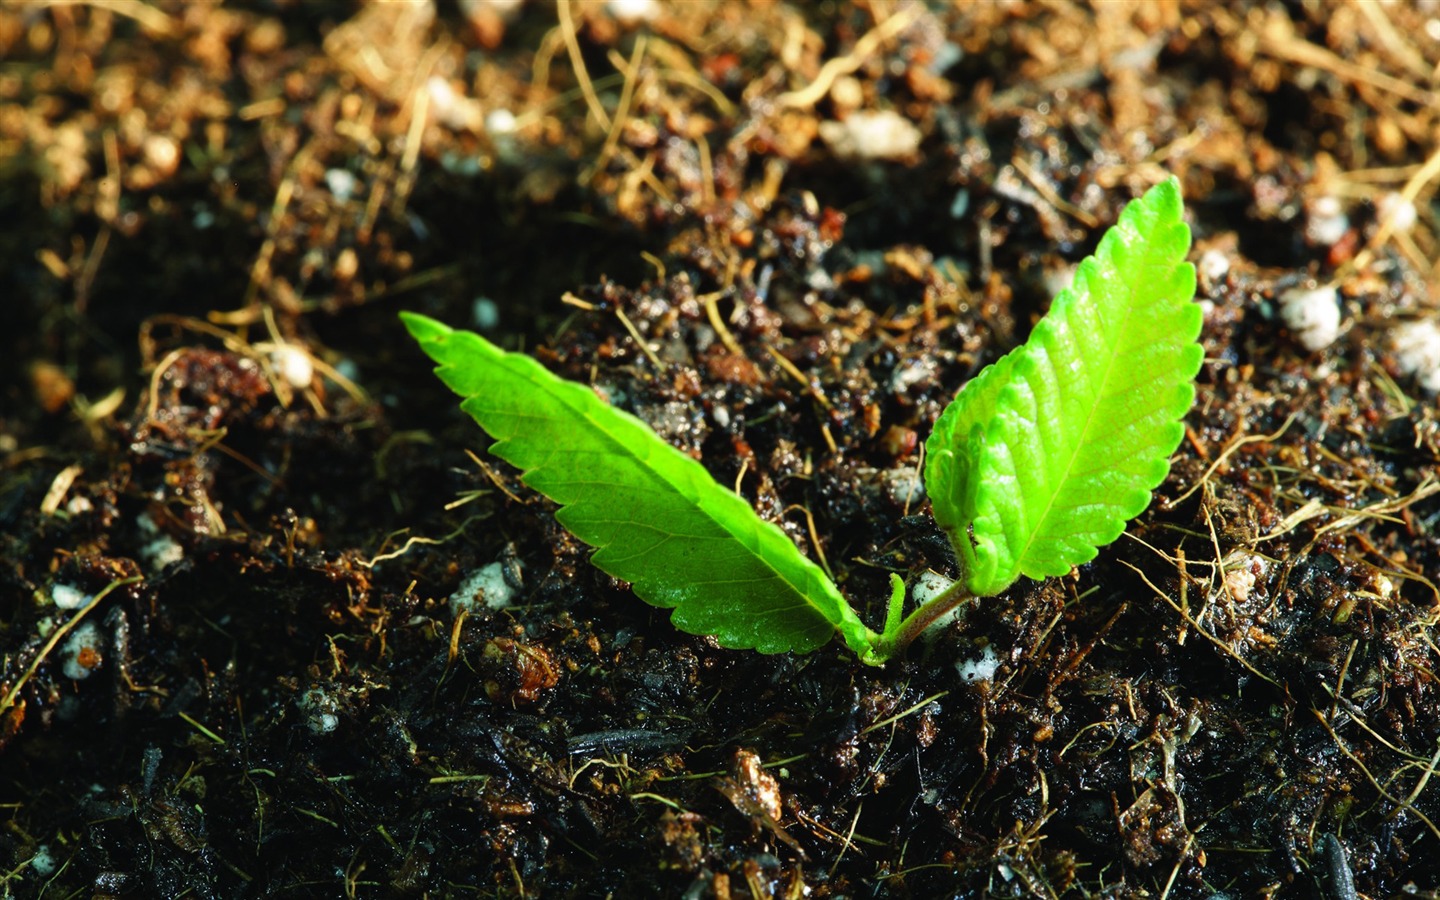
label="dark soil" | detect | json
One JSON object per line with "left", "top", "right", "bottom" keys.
{"left": 4, "top": 2, "right": 1440, "bottom": 897}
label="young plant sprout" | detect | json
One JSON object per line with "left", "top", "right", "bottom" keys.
{"left": 404, "top": 177, "right": 1203, "bottom": 666}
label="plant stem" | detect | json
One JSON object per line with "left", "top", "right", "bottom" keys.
{"left": 869, "top": 576, "right": 975, "bottom": 663}
{"left": 882, "top": 573, "right": 905, "bottom": 638}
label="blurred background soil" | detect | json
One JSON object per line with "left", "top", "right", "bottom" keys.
{"left": 3, "top": 1, "right": 1440, "bottom": 896}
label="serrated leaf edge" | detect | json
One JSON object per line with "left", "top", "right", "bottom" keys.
{"left": 927, "top": 178, "right": 1203, "bottom": 597}
{"left": 402, "top": 312, "right": 878, "bottom": 659}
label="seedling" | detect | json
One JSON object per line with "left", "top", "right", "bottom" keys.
{"left": 404, "top": 177, "right": 1202, "bottom": 665}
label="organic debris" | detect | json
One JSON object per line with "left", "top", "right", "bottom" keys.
{"left": 3, "top": 2, "right": 1440, "bottom": 896}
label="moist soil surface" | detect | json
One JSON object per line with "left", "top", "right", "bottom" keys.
{"left": 4, "top": 2, "right": 1440, "bottom": 897}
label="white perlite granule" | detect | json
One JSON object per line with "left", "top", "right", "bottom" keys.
{"left": 957, "top": 644, "right": 1000, "bottom": 684}
{"left": 449, "top": 561, "right": 520, "bottom": 615}
{"left": 1278, "top": 284, "right": 1341, "bottom": 351}
{"left": 818, "top": 110, "right": 922, "bottom": 160}
{"left": 1391, "top": 319, "right": 1440, "bottom": 393}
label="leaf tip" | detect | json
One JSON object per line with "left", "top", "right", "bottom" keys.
{"left": 400, "top": 311, "right": 452, "bottom": 345}
{"left": 1146, "top": 175, "right": 1184, "bottom": 215}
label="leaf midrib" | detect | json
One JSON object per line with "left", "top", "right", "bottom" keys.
{"left": 1010, "top": 252, "right": 1157, "bottom": 575}
{"left": 515, "top": 357, "right": 844, "bottom": 619}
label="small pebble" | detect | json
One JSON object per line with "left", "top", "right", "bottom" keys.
{"left": 472, "top": 297, "right": 500, "bottom": 330}
{"left": 882, "top": 467, "right": 924, "bottom": 506}
{"left": 271, "top": 344, "right": 314, "bottom": 390}
{"left": 889, "top": 356, "right": 938, "bottom": 395}
{"left": 428, "top": 75, "right": 482, "bottom": 130}
{"left": 1305, "top": 196, "right": 1348, "bottom": 246}
{"left": 245, "top": 17, "right": 286, "bottom": 54}
{"left": 324, "top": 168, "right": 358, "bottom": 202}
{"left": 607, "top": 0, "right": 660, "bottom": 24}
{"left": 334, "top": 247, "right": 359, "bottom": 281}
{"left": 818, "top": 110, "right": 922, "bottom": 160}
{"left": 1197, "top": 248, "right": 1230, "bottom": 284}
{"left": 137, "top": 512, "right": 185, "bottom": 571}
{"left": 426, "top": 75, "right": 457, "bottom": 114}
{"left": 1376, "top": 192, "right": 1417, "bottom": 233}
{"left": 949, "top": 188, "right": 970, "bottom": 219}
{"left": 51, "top": 583, "right": 90, "bottom": 611}
{"left": 485, "top": 107, "right": 518, "bottom": 136}
{"left": 142, "top": 134, "right": 180, "bottom": 178}
{"left": 29, "top": 846, "right": 57, "bottom": 878}
{"left": 1224, "top": 568, "right": 1257, "bottom": 603}
{"left": 879, "top": 425, "right": 917, "bottom": 458}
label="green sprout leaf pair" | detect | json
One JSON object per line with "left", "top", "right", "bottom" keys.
{"left": 404, "top": 177, "right": 1202, "bottom": 665}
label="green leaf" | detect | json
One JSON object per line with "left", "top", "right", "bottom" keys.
{"left": 402, "top": 312, "right": 877, "bottom": 658}
{"left": 924, "top": 177, "right": 1203, "bottom": 597}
